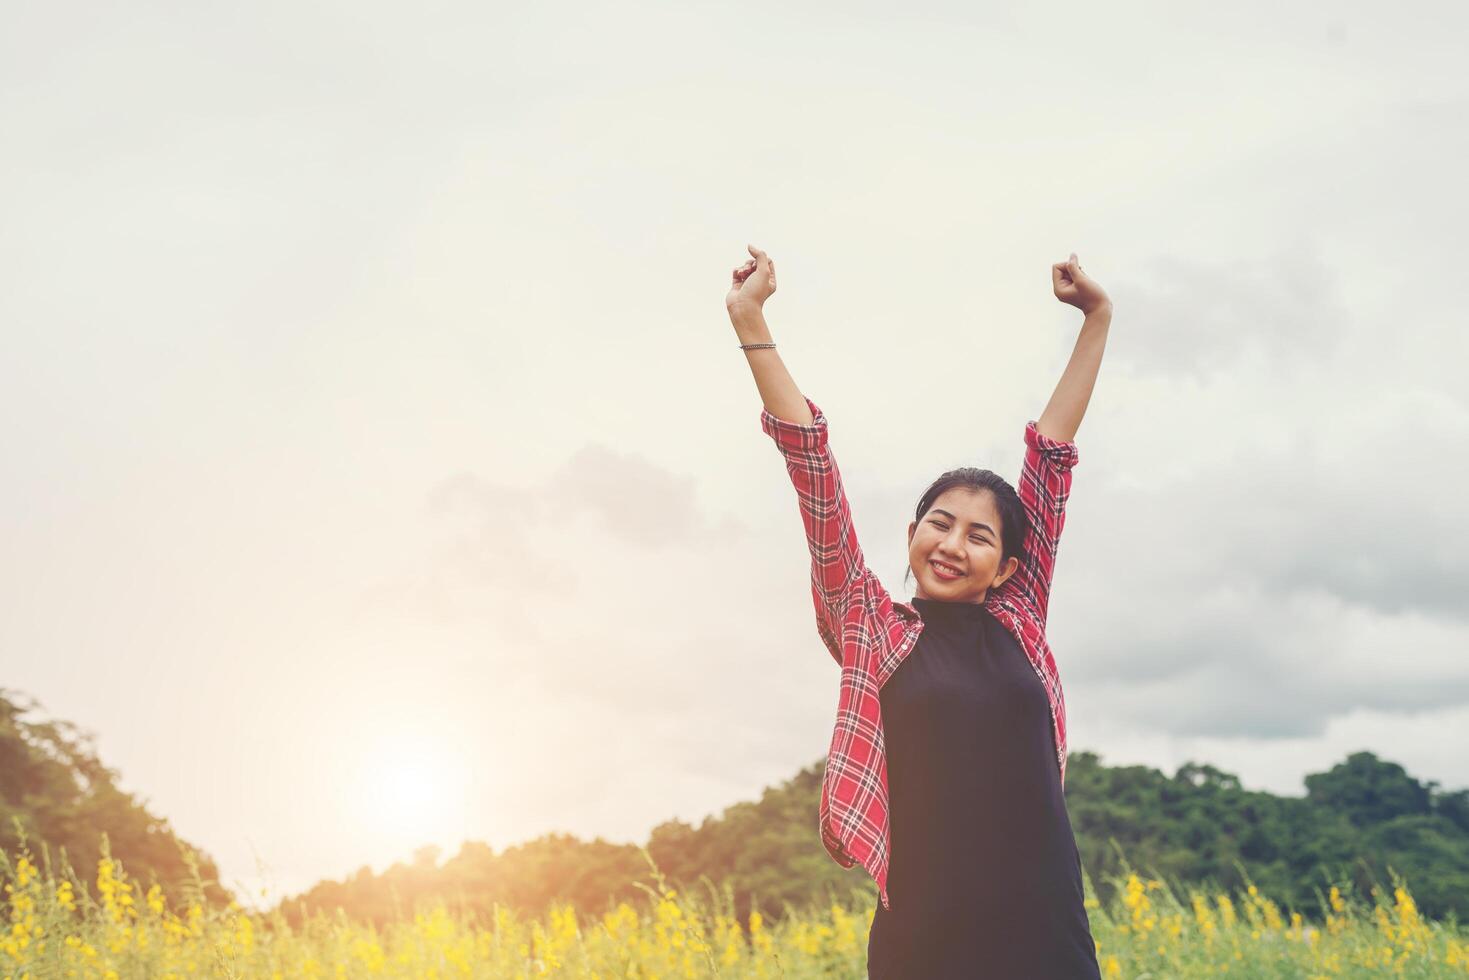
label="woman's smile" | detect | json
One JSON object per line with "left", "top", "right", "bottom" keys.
{"left": 930, "top": 560, "right": 965, "bottom": 580}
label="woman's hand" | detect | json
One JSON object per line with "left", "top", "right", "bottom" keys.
{"left": 1052, "top": 252, "right": 1111, "bottom": 315}
{"left": 726, "top": 243, "right": 777, "bottom": 317}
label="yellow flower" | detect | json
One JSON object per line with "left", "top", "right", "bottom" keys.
{"left": 146, "top": 883, "right": 165, "bottom": 916}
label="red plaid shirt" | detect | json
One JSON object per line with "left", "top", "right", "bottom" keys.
{"left": 761, "top": 396, "right": 1080, "bottom": 911}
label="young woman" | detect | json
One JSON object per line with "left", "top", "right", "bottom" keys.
{"left": 725, "top": 243, "right": 1111, "bottom": 978}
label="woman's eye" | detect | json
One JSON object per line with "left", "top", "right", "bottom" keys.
{"left": 970, "top": 537, "right": 987, "bottom": 545}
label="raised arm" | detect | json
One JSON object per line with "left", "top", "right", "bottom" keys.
{"left": 1036, "top": 253, "right": 1112, "bottom": 443}
{"left": 1002, "top": 254, "right": 1113, "bottom": 624}
{"left": 727, "top": 245, "right": 868, "bottom": 664}
{"left": 726, "top": 245, "right": 811, "bottom": 425}
{"left": 1002, "top": 421, "right": 1080, "bottom": 626}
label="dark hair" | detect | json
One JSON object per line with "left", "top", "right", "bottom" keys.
{"left": 902, "top": 468, "right": 1029, "bottom": 588}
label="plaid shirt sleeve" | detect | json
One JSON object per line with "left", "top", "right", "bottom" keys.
{"left": 760, "top": 396, "right": 869, "bottom": 665}
{"left": 1001, "top": 420, "right": 1080, "bottom": 627}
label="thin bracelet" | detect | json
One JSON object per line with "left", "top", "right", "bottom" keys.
{"left": 739, "top": 342, "right": 776, "bottom": 350}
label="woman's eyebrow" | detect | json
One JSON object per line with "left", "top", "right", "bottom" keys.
{"left": 931, "top": 509, "right": 995, "bottom": 534}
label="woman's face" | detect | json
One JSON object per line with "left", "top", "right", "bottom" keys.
{"left": 907, "top": 486, "right": 1019, "bottom": 604}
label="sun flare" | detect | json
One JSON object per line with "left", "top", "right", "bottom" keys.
{"left": 354, "top": 733, "right": 467, "bottom": 843}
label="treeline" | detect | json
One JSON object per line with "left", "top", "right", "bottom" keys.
{"left": 0, "top": 688, "right": 230, "bottom": 911}
{"left": 281, "top": 749, "right": 1469, "bottom": 930}
{"left": 1065, "top": 749, "right": 1469, "bottom": 921}
{"left": 278, "top": 763, "right": 872, "bottom": 930}
{"left": 6, "top": 686, "right": 1467, "bottom": 933}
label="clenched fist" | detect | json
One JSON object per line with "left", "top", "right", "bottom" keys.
{"left": 726, "top": 243, "right": 777, "bottom": 316}
{"left": 1052, "top": 253, "right": 1111, "bottom": 315}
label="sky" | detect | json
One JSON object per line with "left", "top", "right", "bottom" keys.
{"left": 3, "top": 0, "right": 1467, "bottom": 908}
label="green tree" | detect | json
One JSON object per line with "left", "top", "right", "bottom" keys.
{"left": 0, "top": 688, "right": 230, "bottom": 910}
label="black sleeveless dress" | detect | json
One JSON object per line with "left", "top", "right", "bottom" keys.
{"left": 866, "top": 596, "right": 1101, "bottom": 979}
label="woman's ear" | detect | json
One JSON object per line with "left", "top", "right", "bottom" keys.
{"left": 997, "top": 555, "right": 1019, "bottom": 587}
{"left": 907, "top": 520, "right": 917, "bottom": 545}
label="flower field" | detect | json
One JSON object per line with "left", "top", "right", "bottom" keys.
{"left": 5, "top": 838, "right": 1469, "bottom": 978}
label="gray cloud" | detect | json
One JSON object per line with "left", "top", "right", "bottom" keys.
{"left": 1036, "top": 391, "right": 1469, "bottom": 738}
{"left": 386, "top": 442, "right": 838, "bottom": 751}
{"left": 1078, "top": 394, "right": 1469, "bottom": 620}
{"left": 1108, "top": 251, "right": 1350, "bottom": 381}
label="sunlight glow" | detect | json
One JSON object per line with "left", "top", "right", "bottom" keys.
{"left": 354, "top": 732, "right": 468, "bottom": 843}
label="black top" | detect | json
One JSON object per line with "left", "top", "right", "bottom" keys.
{"left": 866, "top": 596, "right": 1101, "bottom": 979}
